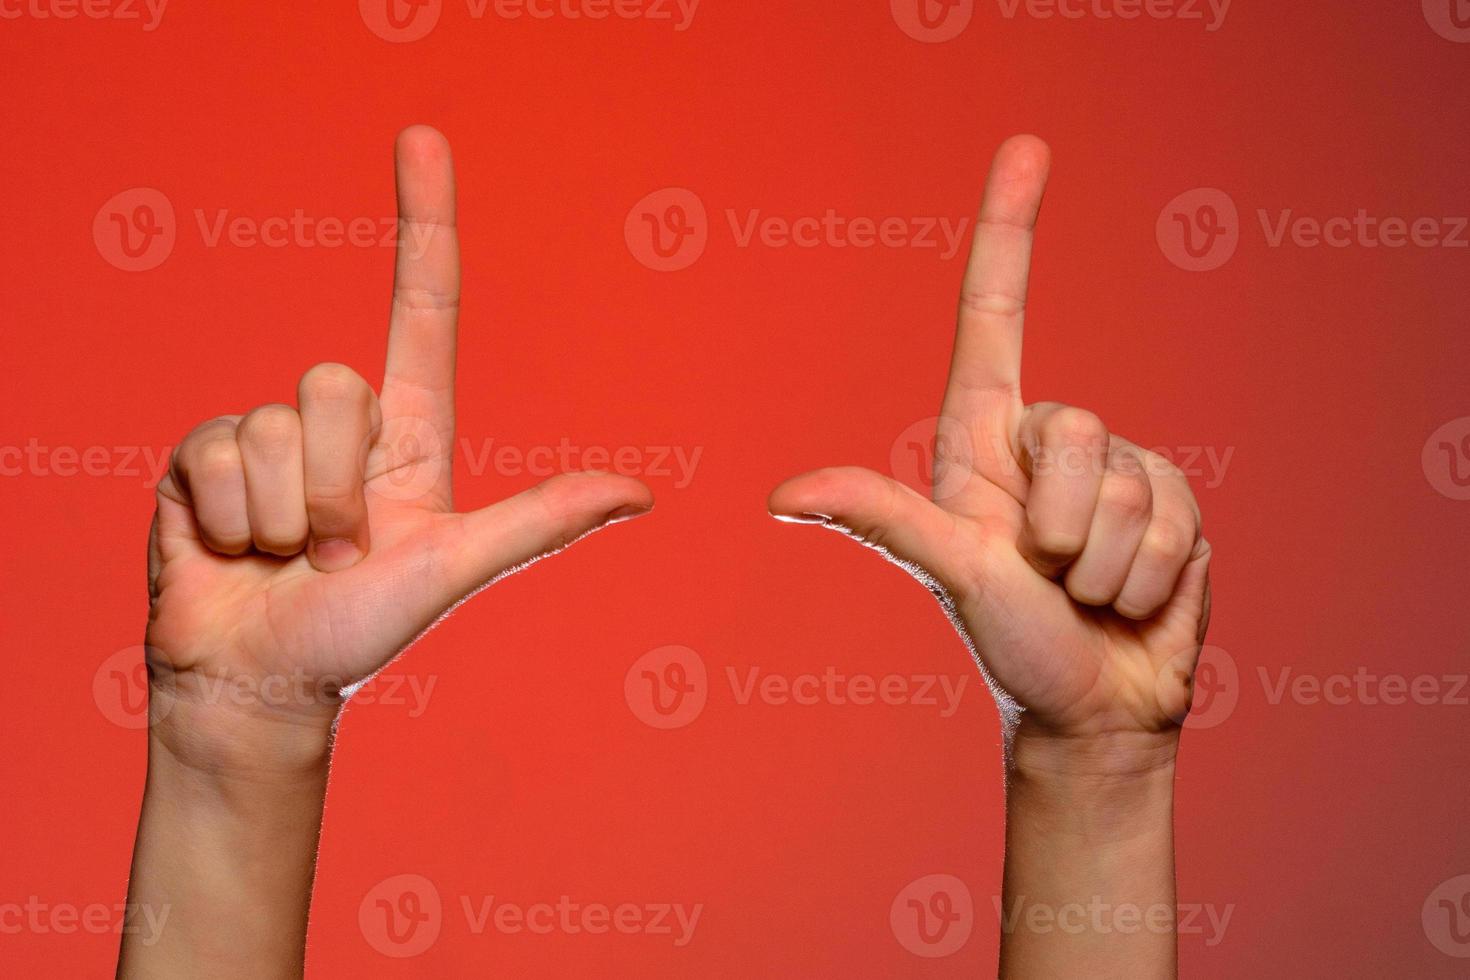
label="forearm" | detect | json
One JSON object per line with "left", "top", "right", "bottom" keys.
{"left": 117, "top": 708, "right": 335, "bottom": 980}
{"left": 998, "top": 728, "right": 1180, "bottom": 979}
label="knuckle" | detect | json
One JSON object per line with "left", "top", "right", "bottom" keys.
{"left": 203, "top": 533, "right": 251, "bottom": 556}
{"left": 1141, "top": 518, "right": 1193, "bottom": 564}
{"left": 254, "top": 526, "right": 308, "bottom": 555}
{"left": 187, "top": 415, "right": 239, "bottom": 437}
{"left": 1045, "top": 407, "right": 1108, "bottom": 448}
{"left": 958, "top": 288, "right": 1025, "bottom": 319}
{"left": 300, "top": 362, "right": 368, "bottom": 403}
{"left": 305, "top": 487, "right": 362, "bottom": 525}
{"left": 529, "top": 476, "right": 577, "bottom": 524}
{"left": 238, "top": 404, "right": 300, "bottom": 449}
{"left": 393, "top": 284, "right": 461, "bottom": 312}
{"left": 175, "top": 417, "right": 235, "bottom": 460}
{"left": 1099, "top": 470, "right": 1153, "bottom": 520}
{"left": 1065, "top": 577, "right": 1115, "bottom": 607}
{"left": 191, "top": 438, "right": 241, "bottom": 480}
{"left": 1159, "top": 476, "right": 1202, "bottom": 521}
{"left": 306, "top": 484, "right": 360, "bottom": 507}
{"left": 1113, "top": 596, "right": 1157, "bottom": 621}
{"left": 1028, "top": 524, "right": 1086, "bottom": 563}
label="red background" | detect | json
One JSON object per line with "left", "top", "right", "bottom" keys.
{"left": 3, "top": 2, "right": 1469, "bottom": 976}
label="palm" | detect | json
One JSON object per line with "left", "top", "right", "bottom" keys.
{"left": 150, "top": 482, "right": 444, "bottom": 688}
{"left": 144, "top": 128, "right": 651, "bottom": 723}
{"left": 938, "top": 472, "right": 1202, "bottom": 734}
{"left": 771, "top": 137, "right": 1210, "bottom": 738}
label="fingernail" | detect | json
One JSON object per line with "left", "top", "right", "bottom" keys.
{"left": 770, "top": 512, "right": 831, "bottom": 525}
{"left": 311, "top": 538, "right": 364, "bottom": 571}
{"left": 605, "top": 504, "right": 653, "bottom": 525}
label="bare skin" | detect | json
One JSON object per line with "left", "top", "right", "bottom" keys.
{"left": 117, "top": 125, "right": 653, "bottom": 980}
{"left": 116, "top": 128, "right": 1209, "bottom": 978}
{"left": 769, "top": 136, "right": 1211, "bottom": 978}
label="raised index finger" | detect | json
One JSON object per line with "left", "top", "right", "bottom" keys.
{"left": 940, "top": 135, "right": 1051, "bottom": 436}
{"left": 381, "top": 125, "right": 461, "bottom": 451}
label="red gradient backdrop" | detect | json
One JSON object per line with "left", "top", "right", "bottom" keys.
{"left": 3, "top": 2, "right": 1468, "bottom": 976}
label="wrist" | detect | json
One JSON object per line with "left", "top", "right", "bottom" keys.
{"left": 142, "top": 649, "right": 344, "bottom": 780}
{"left": 1006, "top": 723, "right": 1177, "bottom": 844}
{"left": 147, "top": 686, "right": 338, "bottom": 787}
{"left": 124, "top": 700, "right": 331, "bottom": 980}
{"left": 1009, "top": 717, "right": 1179, "bottom": 781}
{"left": 999, "top": 736, "right": 1180, "bottom": 979}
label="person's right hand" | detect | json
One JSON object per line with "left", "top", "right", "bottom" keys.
{"left": 144, "top": 126, "right": 653, "bottom": 769}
